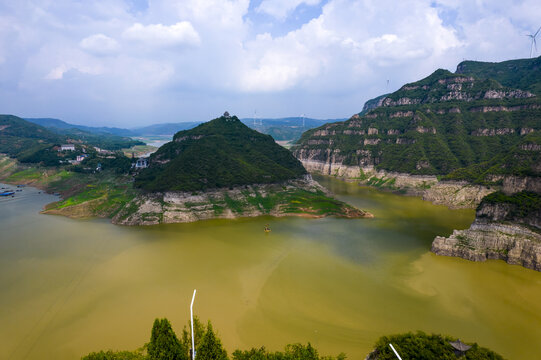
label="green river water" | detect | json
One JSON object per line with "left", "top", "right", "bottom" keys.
{"left": 0, "top": 178, "right": 540, "bottom": 359}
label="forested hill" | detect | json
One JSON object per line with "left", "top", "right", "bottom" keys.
{"left": 0, "top": 114, "right": 63, "bottom": 158}
{"left": 456, "top": 55, "right": 541, "bottom": 95}
{"left": 135, "top": 114, "right": 308, "bottom": 192}
{"left": 292, "top": 61, "right": 541, "bottom": 180}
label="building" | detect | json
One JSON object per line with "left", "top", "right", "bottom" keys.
{"left": 76, "top": 154, "right": 88, "bottom": 162}
{"left": 135, "top": 158, "right": 148, "bottom": 169}
{"left": 60, "top": 144, "right": 75, "bottom": 151}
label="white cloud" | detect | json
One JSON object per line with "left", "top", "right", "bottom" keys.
{"left": 44, "top": 62, "right": 104, "bottom": 80}
{"left": 256, "top": 0, "right": 322, "bottom": 20}
{"left": 80, "top": 34, "right": 119, "bottom": 55}
{"left": 122, "top": 21, "right": 201, "bottom": 47}
{"left": 2, "top": 0, "right": 541, "bottom": 125}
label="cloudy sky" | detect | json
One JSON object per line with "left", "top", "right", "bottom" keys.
{"left": 1, "top": 0, "right": 540, "bottom": 127}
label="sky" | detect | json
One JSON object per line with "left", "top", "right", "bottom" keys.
{"left": 0, "top": 0, "right": 540, "bottom": 127}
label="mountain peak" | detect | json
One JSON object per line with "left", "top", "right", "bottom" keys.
{"left": 137, "top": 115, "right": 307, "bottom": 192}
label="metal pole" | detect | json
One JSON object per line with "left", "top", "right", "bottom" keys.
{"left": 389, "top": 343, "right": 402, "bottom": 360}
{"left": 191, "top": 289, "right": 197, "bottom": 360}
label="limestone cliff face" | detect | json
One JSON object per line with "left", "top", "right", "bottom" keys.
{"left": 298, "top": 158, "right": 495, "bottom": 209}
{"left": 432, "top": 199, "right": 541, "bottom": 271}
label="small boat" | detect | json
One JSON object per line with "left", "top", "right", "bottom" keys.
{"left": 0, "top": 191, "right": 15, "bottom": 196}
{"left": 264, "top": 224, "right": 271, "bottom": 233}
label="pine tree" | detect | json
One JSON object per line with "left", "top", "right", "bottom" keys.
{"left": 148, "top": 318, "right": 189, "bottom": 360}
{"left": 195, "top": 321, "right": 228, "bottom": 360}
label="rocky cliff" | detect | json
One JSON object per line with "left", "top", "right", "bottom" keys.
{"left": 300, "top": 157, "right": 495, "bottom": 208}
{"left": 432, "top": 191, "right": 541, "bottom": 271}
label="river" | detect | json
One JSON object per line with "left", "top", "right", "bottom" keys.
{"left": 0, "top": 178, "right": 540, "bottom": 359}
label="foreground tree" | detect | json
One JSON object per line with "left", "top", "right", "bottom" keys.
{"left": 182, "top": 316, "right": 207, "bottom": 355}
{"left": 148, "top": 318, "right": 189, "bottom": 360}
{"left": 196, "top": 322, "right": 228, "bottom": 360}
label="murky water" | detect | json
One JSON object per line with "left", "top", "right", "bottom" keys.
{"left": 0, "top": 179, "right": 540, "bottom": 359}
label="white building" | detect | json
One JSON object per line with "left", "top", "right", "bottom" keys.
{"left": 60, "top": 144, "right": 75, "bottom": 151}
{"left": 135, "top": 158, "right": 148, "bottom": 169}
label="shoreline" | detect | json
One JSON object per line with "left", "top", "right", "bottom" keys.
{"left": 0, "top": 156, "right": 372, "bottom": 225}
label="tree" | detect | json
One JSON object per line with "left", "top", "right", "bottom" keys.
{"left": 148, "top": 318, "right": 189, "bottom": 360}
{"left": 182, "top": 316, "right": 207, "bottom": 356}
{"left": 195, "top": 321, "right": 228, "bottom": 360}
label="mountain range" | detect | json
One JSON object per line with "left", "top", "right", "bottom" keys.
{"left": 25, "top": 116, "right": 343, "bottom": 141}
{"left": 293, "top": 57, "right": 541, "bottom": 183}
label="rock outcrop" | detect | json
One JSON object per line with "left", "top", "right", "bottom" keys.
{"left": 432, "top": 193, "right": 541, "bottom": 271}
{"left": 432, "top": 222, "right": 541, "bottom": 271}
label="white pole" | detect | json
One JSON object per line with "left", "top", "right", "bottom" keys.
{"left": 191, "top": 289, "right": 197, "bottom": 360}
{"left": 389, "top": 343, "right": 402, "bottom": 360}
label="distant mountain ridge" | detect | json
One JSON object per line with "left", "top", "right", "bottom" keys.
{"left": 1, "top": 114, "right": 143, "bottom": 166}
{"left": 25, "top": 116, "right": 343, "bottom": 141}
{"left": 25, "top": 118, "right": 138, "bottom": 136}
{"left": 0, "top": 115, "right": 63, "bottom": 159}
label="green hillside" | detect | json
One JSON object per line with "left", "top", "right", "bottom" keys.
{"left": 293, "top": 67, "right": 541, "bottom": 178}
{"left": 0, "top": 114, "right": 63, "bottom": 158}
{"left": 136, "top": 114, "right": 308, "bottom": 192}
{"left": 445, "top": 131, "right": 541, "bottom": 183}
{"left": 456, "top": 55, "right": 541, "bottom": 95}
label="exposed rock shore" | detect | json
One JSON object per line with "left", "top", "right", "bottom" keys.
{"left": 299, "top": 159, "right": 494, "bottom": 209}
{"left": 113, "top": 177, "right": 372, "bottom": 226}
{"left": 432, "top": 222, "right": 541, "bottom": 271}
{"left": 432, "top": 198, "right": 541, "bottom": 271}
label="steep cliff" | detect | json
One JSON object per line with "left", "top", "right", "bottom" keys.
{"left": 432, "top": 191, "right": 541, "bottom": 271}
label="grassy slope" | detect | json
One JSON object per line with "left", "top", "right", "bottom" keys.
{"left": 0, "top": 155, "right": 136, "bottom": 219}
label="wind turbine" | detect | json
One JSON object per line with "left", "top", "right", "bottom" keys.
{"left": 527, "top": 25, "right": 541, "bottom": 58}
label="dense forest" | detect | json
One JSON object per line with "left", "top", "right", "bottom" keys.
{"left": 135, "top": 114, "right": 307, "bottom": 192}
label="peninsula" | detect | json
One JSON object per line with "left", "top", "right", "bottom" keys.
{"left": 0, "top": 113, "right": 370, "bottom": 225}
